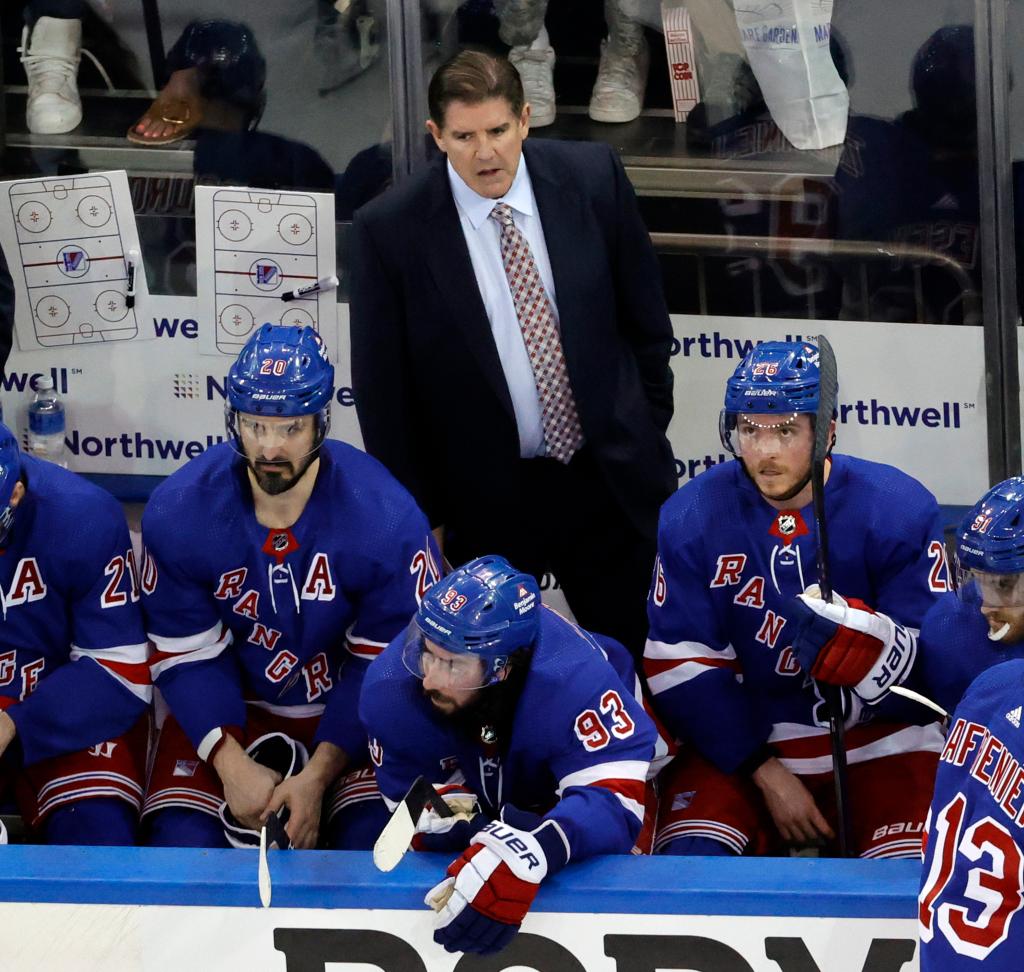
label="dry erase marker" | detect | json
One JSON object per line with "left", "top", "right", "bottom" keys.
{"left": 281, "top": 275, "right": 339, "bottom": 302}
{"left": 126, "top": 248, "right": 140, "bottom": 309}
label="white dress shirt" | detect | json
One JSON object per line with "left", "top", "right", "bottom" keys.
{"left": 447, "top": 155, "right": 561, "bottom": 459}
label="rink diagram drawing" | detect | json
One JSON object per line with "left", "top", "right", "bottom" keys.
{"left": 210, "top": 190, "right": 322, "bottom": 354}
{"left": 7, "top": 175, "right": 138, "bottom": 347}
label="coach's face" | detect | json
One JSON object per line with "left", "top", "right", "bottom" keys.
{"left": 427, "top": 97, "right": 530, "bottom": 199}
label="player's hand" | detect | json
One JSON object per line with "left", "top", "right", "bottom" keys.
{"left": 264, "top": 771, "right": 323, "bottom": 850}
{"left": 790, "top": 586, "right": 917, "bottom": 702}
{"left": 265, "top": 740, "right": 347, "bottom": 849}
{"left": 412, "top": 784, "right": 486, "bottom": 853}
{"left": 752, "top": 757, "right": 834, "bottom": 845}
{"left": 0, "top": 711, "right": 16, "bottom": 761}
{"left": 427, "top": 818, "right": 561, "bottom": 955}
{"left": 214, "top": 740, "right": 282, "bottom": 831}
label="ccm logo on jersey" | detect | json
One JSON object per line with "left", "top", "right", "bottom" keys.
{"left": 479, "top": 822, "right": 542, "bottom": 871}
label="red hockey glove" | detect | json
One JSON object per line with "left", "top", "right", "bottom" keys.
{"left": 791, "top": 586, "right": 917, "bottom": 703}
{"left": 426, "top": 817, "right": 567, "bottom": 955}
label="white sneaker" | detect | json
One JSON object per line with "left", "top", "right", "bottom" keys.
{"left": 589, "top": 35, "right": 649, "bottom": 124}
{"left": 20, "top": 16, "right": 83, "bottom": 135}
{"left": 509, "top": 45, "right": 556, "bottom": 127}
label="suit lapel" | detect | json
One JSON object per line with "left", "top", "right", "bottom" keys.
{"left": 420, "top": 160, "right": 514, "bottom": 417}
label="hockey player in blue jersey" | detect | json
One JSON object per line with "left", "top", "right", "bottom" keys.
{"left": 919, "top": 659, "right": 1024, "bottom": 970}
{"left": 905, "top": 478, "right": 1024, "bottom": 719}
{"left": 915, "top": 483, "right": 1024, "bottom": 969}
{"left": 360, "top": 555, "right": 658, "bottom": 956}
{"left": 646, "top": 340, "right": 948, "bottom": 858}
{"left": 0, "top": 423, "right": 151, "bottom": 844}
{"left": 140, "top": 324, "right": 439, "bottom": 849}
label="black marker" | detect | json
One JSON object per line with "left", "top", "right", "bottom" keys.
{"left": 281, "top": 274, "right": 339, "bottom": 302}
{"left": 126, "top": 248, "right": 139, "bottom": 309}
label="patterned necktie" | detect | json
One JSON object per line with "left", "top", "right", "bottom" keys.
{"left": 489, "top": 202, "right": 584, "bottom": 464}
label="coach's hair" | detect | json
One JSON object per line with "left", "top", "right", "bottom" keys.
{"left": 428, "top": 50, "right": 525, "bottom": 127}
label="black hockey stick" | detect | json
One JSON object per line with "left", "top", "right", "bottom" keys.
{"left": 811, "top": 333, "right": 853, "bottom": 858}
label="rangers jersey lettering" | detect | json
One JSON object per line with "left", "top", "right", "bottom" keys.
{"left": 920, "top": 659, "right": 1024, "bottom": 970}
{"left": 645, "top": 454, "right": 947, "bottom": 773}
{"left": 142, "top": 441, "right": 438, "bottom": 758}
{"left": 0, "top": 457, "right": 150, "bottom": 765}
{"left": 360, "top": 608, "right": 657, "bottom": 860}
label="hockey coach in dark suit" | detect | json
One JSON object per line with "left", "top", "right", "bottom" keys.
{"left": 349, "top": 49, "right": 676, "bottom": 658}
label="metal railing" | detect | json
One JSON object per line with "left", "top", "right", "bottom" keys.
{"left": 650, "top": 232, "right": 982, "bottom": 325}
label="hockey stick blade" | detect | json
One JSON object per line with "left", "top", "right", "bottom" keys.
{"left": 890, "top": 685, "right": 949, "bottom": 719}
{"left": 258, "top": 824, "right": 272, "bottom": 908}
{"left": 373, "top": 775, "right": 453, "bottom": 873}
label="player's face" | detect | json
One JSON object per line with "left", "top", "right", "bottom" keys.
{"left": 972, "top": 571, "right": 1024, "bottom": 643}
{"left": 238, "top": 413, "right": 318, "bottom": 496}
{"left": 427, "top": 98, "right": 530, "bottom": 199}
{"left": 420, "top": 638, "right": 489, "bottom": 713}
{"left": 737, "top": 413, "right": 815, "bottom": 504}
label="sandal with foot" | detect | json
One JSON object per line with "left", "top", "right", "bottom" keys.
{"left": 127, "top": 92, "right": 202, "bottom": 145}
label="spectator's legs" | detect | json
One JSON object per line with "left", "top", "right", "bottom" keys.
{"left": 589, "top": 0, "right": 649, "bottom": 123}
{"left": 20, "top": 0, "right": 86, "bottom": 134}
{"left": 497, "top": 0, "right": 556, "bottom": 127}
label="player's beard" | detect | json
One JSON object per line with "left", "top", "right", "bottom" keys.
{"left": 742, "top": 458, "right": 813, "bottom": 504}
{"left": 250, "top": 450, "right": 317, "bottom": 496}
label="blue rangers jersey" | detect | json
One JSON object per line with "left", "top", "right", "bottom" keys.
{"left": 142, "top": 441, "right": 438, "bottom": 761}
{"left": 360, "top": 607, "right": 658, "bottom": 860}
{"left": 0, "top": 456, "right": 150, "bottom": 765}
{"left": 914, "top": 592, "right": 1024, "bottom": 717}
{"left": 919, "top": 659, "right": 1024, "bottom": 970}
{"left": 645, "top": 454, "right": 949, "bottom": 775}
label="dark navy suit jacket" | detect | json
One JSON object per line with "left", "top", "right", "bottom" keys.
{"left": 349, "top": 138, "right": 676, "bottom": 541}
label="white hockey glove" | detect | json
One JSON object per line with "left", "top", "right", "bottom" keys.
{"left": 411, "top": 784, "right": 485, "bottom": 853}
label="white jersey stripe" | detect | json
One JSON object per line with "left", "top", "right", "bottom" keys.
{"left": 644, "top": 639, "right": 737, "bottom": 662}
{"left": 149, "top": 621, "right": 228, "bottom": 655}
{"left": 70, "top": 641, "right": 149, "bottom": 664}
{"left": 557, "top": 760, "right": 648, "bottom": 793}
{"left": 776, "top": 723, "right": 945, "bottom": 775}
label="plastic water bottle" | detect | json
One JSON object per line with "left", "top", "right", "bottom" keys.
{"left": 27, "top": 375, "right": 67, "bottom": 467}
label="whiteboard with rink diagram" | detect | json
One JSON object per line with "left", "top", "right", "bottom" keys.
{"left": 195, "top": 186, "right": 337, "bottom": 356}
{"left": 0, "top": 171, "right": 149, "bottom": 351}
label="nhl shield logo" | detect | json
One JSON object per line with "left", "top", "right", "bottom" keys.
{"left": 769, "top": 510, "right": 809, "bottom": 543}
